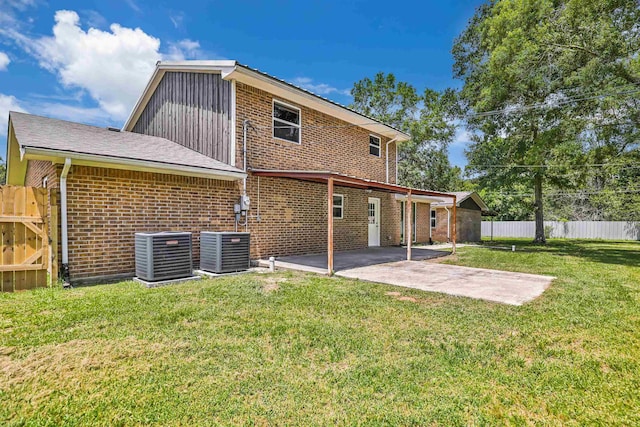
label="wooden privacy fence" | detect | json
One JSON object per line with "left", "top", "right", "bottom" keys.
{"left": 482, "top": 220, "right": 640, "bottom": 241}
{"left": 1, "top": 186, "right": 56, "bottom": 292}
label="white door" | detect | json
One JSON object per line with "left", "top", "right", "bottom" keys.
{"left": 368, "top": 197, "right": 380, "bottom": 247}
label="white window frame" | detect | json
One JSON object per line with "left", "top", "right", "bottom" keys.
{"left": 431, "top": 209, "right": 437, "bottom": 228}
{"left": 333, "top": 194, "right": 344, "bottom": 219}
{"left": 369, "top": 134, "right": 381, "bottom": 157}
{"left": 273, "top": 99, "right": 301, "bottom": 144}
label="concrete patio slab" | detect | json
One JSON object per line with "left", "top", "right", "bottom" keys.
{"left": 267, "top": 246, "right": 449, "bottom": 273}
{"left": 336, "top": 261, "right": 554, "bottom": 306}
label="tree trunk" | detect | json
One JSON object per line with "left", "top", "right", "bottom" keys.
{"left": 533, "top": 172, "right": 546, "bottom": 243}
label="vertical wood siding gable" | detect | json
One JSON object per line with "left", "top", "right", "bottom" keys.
{"left": 132, "top": 71, "right": 232, "bottom": 164}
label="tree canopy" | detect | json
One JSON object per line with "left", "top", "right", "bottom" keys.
{"left": 453, "top": 0, "right": 640, "bottom": 240}
{"left": 350, "top": 73, "right": 463, "bottom": 191}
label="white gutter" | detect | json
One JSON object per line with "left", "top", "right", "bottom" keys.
{"left": 385, "top": 137, "right": 398, "bottom": 183}
{"left": 242, "top": 119, "right": 249, "bottom": 194}
{"left": 60, "top": 158, "right": 71, "bottom": 283}
{"left": 21, "top": 147, "right": 246, "bottom": 181}
{"left": 395, "top": 142, "right": 398, "bottom": 184}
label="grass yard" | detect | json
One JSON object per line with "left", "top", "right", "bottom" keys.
{"left": 1, "top": 240, "right": 639, "bottom": 425}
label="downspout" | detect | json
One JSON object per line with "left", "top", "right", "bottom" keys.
{"left": 243, "top": 119, "right": 249, "bottom": 195}
{"left": 60, "top": 158, "right": 72, "bottom": 286}
{"left": 238, "top": 119, "right": 252, "bottom": 231}
{"left": 444, "top": 206, "right": 451, "bottom": 242}
{"left": 385, "top": 137, "right": 398, "bottom": 183}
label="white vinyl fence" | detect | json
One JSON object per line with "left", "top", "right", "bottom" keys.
{"left": 482, "top": 221, "right": 640, "bottom": 241}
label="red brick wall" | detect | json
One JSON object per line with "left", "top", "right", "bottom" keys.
{"left": 245, "top": 176, "right": 400, "bottom": 259}
{"left": 235, "top": 83, "right": 397, "bottom": 184}
{"left": 25, "top": 160, "right": 59, "bottom": 188}
{"left": 63, "top": 166, "right": 239, "bottom": 280}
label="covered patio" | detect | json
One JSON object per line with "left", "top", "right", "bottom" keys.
{"left": 251, "top": 169, "right": 457, "bottom": 275}
{"left": 272, "top": 246, "right": 450, "bottom": 274}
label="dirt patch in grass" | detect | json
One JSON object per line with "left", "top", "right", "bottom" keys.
{"left": 0, "top": 337, "right": 170, "bottom": 391}
{"left": 385, "top": 291, "right": 418, "bottom": 303}
{"left": 260, "top": 276, "right": 286, "bottom": 293}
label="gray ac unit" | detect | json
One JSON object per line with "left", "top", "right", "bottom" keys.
{"left": 200, "top": 232, "right": 250, "bottom": 274}
{"left": 135, "top": 232, "right": 193, "bottom": 281}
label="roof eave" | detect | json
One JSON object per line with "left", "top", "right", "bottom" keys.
{"left": 250, "top": 169, "right": 451, "bottom": 198}
{"left": 123, "top": 60, "right": 411, "bottom": 141}
{"left": 122, "top": 61, "right": 239, "bottom": 131}
{"left": 227, "top": 65, "right": 410, "bottom": 141}
{"left": 21, "top": 146, "right": 247, "bottom": 181}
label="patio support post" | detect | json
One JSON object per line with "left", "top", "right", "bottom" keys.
{"left": 407, "top": 190, "right": 412, "bottom": 260}
{"left": 327, "top": 177, "right": 334, "bottom": 275}
{"left": 452, "top": 195, "right": 457, "bottom": 254}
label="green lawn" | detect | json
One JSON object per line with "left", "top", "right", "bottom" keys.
{"left": 1, "top": 240, "right": 639, "bottom": 426}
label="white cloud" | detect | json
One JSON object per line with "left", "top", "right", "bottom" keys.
{"left": 124, "top": 0, "right": 141, "bottom": 13}
{"left": 165, "top": 39, "right": 204, "bottom": 61}
{"left": 81, "top": 10, "right": 107, "bottom": 28}
{"left": 0, "top": 93, "right": 27, "bottom": 137}
{"left": 291, "top": 77, "right": 351, "bottom": 97}
{"left": 6, "top": 10, "right": 162, "bottom": 120}
{"left": 0, "top": 52, "right": 10, "bottom": 70}
{"left": 31, "top": 102, "right": 113, "bottom": 125}
{"left": 169, "top": 12, "right": 184, "bottom": 29}
{"left": 1, "top": 9, "right": 213, "bottom": 124}
{"left": 452, "top": 127, "right": 473, "bottom": 147}
{"left": 0, "top": 0, "right": 35, "bottom": 28}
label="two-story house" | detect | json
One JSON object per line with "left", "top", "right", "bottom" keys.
{"left": 6, "top": 60, "right": 456, "bottom": 283}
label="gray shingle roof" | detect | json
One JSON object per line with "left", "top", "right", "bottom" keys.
{"left": 431, "top": 191, "right": 489, "bottom": 211}
{"left": 9, "top": 112, "right": 244, "bottom": 176}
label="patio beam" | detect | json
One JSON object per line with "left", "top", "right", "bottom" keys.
{"left": 327, "top": 177, "right": 334, "bottom": 275}
{"left": 407, "top": 190, "right": 412, "bottom": 261}
{"left": 452, "top": 195, "right": 457, "bottom": 254}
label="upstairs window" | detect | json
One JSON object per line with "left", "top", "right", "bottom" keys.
{"left": 369, "top": 135, "right": 381, "bottom": 156}
{"left": 273, "top": 101, "right": 301, "bottom": 144}
{"left": 333, "top": 194, "right": 344, "bottom": 219}
{"left": 431, "top": 210, "right": 437, "bottom": 228}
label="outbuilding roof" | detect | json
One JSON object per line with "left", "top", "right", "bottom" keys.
{"left": 431, "top": 191, "right": 489, "bottom": 212}
{"left": 7, "top": 112, "right": 246, "bottom": 184}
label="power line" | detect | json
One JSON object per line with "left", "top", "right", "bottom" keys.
{"left": 245, "top": 84, "right": 640, "bottom": 132}
{"left": 489, "top": 188, "right": 640, "bottom": 198}
{"left": 470, "top": 163, "right": 640, "bottom": 169}
{"left": 460, "top": 83, "right": 640, "bottom": 120}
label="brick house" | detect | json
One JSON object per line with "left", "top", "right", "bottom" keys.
{"left": 431, "top": 192, "right": 489, "bottom": 243}
{"left": 6, "top": 60, "right": 460, "bottom": 283}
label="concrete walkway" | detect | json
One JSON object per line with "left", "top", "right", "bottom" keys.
{"left": 337, "top": 261, "right": 554, "bottom": 306}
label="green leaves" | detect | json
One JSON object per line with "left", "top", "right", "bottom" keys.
{"left": 453, "top": 0, "right": 640, "bottom": 226}
{"left": 350, "top": 73, "right": 462, "bottom": 191}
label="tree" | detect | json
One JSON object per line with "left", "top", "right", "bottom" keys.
{"left": 452, "top": 0, "right": 639, "bottom": 243}
{"left": 0, "top": 158, "right": 5, "bottom": 185}
{"left": 350, "top": 73, "right": 461, "bottom": 191}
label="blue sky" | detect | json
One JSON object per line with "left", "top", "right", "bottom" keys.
{"left": 0, "top": 0, "right": 484, "bottom": 167}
